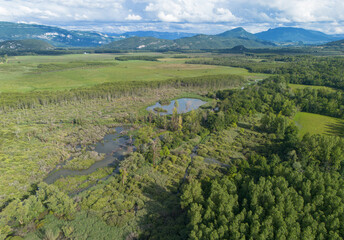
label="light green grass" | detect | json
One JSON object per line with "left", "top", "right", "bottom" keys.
{"left": 7, "top": 54, "right": 118, "bottom": 64}
{"left": 294, "top": 112, "right": 344, "bottom": 137}
{"left": 0, "top": 54, "right": 268, "bottom": 93}
{"left": 289, "top": 84, "right": 336, "bottom": 92}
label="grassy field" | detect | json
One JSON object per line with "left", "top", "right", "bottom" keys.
{"left": 294, "top": 112, "right": 344, "bottom": 137}
{"left": 288, "top": 84, "right": 336, "bottom": 92}
{"left": 0, "top": 54, "right": 268, "bottom": 93}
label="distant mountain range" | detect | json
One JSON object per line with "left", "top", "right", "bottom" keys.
{"left": 0, "top": 21, "right": 114, "bottom": 47}
{"left": 255, "top": 27, "right": 339, "bottom": 44}
{"left": 0, "top": 21, "right": 343, "bottom": 49}
{"left": 105, "top": 28, "right": 275, "bottom": 50}
{"left": 109, "top": 31, "right": 197, "bottom": 40}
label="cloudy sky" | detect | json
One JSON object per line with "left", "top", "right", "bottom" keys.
{"left": 0, "top": 0, "right": 343, "bottom": 34}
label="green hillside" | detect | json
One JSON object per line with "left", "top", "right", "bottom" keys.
{"left": 256, "top": 27, "right": 337, "bottom": 44}
{"left": 294, "top": 112, "right": 344, "bottom": 137}
{"left": 0, "top": 39, "right": 54, "bottom": 51}
{"left": 174, "top": 34, "right": 273, "bottom": 49}
{"left": 325, "top": 39, "right": 344, "bottom": 48}
{"left": 216, "top": 27, "right": 258, "bottom": 40}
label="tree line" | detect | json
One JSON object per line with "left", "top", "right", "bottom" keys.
{"left": 186, "top": 55, "right": 344, "bottom": 90}
{"left": 0, "top": 74, "right": 244, "bottom": 112}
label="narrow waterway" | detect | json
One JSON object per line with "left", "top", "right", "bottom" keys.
{"left": 44, "top": 126, "right": 132, "bottom": 184}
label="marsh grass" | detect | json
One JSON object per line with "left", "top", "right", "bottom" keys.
{"left": 0, "top": 86, "right": 221, "bottom": 205}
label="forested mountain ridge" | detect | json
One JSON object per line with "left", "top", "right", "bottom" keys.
{"left": 255, "top": 27, "right": 339, "bottom": 44}
{"left": 0, "top": 21, "right": 341, "bottom": 49}
{"left": 104, "top": 36, "right": 173, "bottom": 50}
{"left": 325, "top": 39, "right": 344, "bottom": 47}
{"left": 109, "top": 31, "right": 197, "bottom": 40}
{"left": 217, "top": 27, "right": 258, "bottom": 40}
{"left": 0, "top": 21, "right": 114, "bottom": 47}
{"left": 104, "top": 27, "right": 344, "bottom": 50}
{"left": 0, "top": 39, "right": 54, "bottom": 51}
{"left": 104, "top": 28, "right": 275, "bottom": 50}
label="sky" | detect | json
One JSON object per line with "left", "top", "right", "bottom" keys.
{"left": 0, "top": 0, "right": 344, "bottom": 34}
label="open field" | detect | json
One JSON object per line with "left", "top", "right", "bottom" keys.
{"left": 288, "top": 83, "right": 336, "bottom": 92}
{"left": 294, "top": 112, "right": 344, "bottom": 137}
{"left": 0, "top": 54, "right": 268, "bottom": 93}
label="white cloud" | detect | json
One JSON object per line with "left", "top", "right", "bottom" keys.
{"left": 0, "top": 0, "right": 126, "bottom": 22}
{"left": 252, "top": 0, "right": 344, "bottom": 22}
{"left": 125, "top": 14, "right": 142, "bottom": 20}
{"left": 157, "top": 12, "right": 179, "bottom": 22}
{"left": 0, "top": 0, "right": 343, "bottom": 34}
{"left": 145, "top": 0, "right": 239, "bottom": 22}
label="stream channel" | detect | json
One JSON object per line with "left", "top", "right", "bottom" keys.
{"left": 44, "top": 126, "right": 131, "bottom": 184}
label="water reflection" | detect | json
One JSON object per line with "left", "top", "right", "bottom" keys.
{"left": 146, "top": 98, "right": 207, "bottom": 115}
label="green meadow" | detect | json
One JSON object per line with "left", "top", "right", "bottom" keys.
{"left": 294, "top": 112, "right": 344, "bottom": 137}
{"left": 0, "top": 54, "right": 267, "bottom": 93}
{"left": 288, "top": 83, "right": 336, "bottom": 92}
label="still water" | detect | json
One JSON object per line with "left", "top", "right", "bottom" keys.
{"left": 44, "top": 126, "right": 132, "bottom": 184}
{"left": 146, "top": 98, "right": 207, "bottom": 115}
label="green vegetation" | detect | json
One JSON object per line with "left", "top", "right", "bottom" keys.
{"left": 186, "top": 56, "right": 288, "bottom": 74}
{"left": 114, "top": 55, "right": 160, "bottom": 61}
{"left": 53, "top": 168, "right": 114, "bottom": 194}
{"left": 158, "top": 99, "right": 171, "bottom": 105}
{"left": 182, "top": 157, "right": 344, "bottom": 239}
{"left": 188, "top": 55, "right": 344, "bottom": 90}
{"left": 288, "top": 83, "right": 336, "bottom": 91}
{"left": 153, "top": 107, "right": 168, "bottom": 113}
{"left": 33, "top": 61, "right": 118, "bottom": 73}
{"left": 325, "top": 39, "right": 344, "bottom": 48}
{"left": 0, "top": 51, "right": 344, "bottom": 239}
{"left": 0, "top": 54, "right": 7, "bottom": 64}
{"left": 294, "top": 112, "right": 344, "bottom": 137}
{"left": 63, "top": 151, "right": 105, "bottom": 170}
{"left": 0, "top": 54, "right": 263, "bottom": 93}
{"left": 0, "top": 73, "right": 244, "bottom": 111}
{"left": 0, "top": 39, "right": 54, "bottom": 51}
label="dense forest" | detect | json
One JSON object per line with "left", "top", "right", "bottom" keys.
{"left": 186, "top": 55, "right": 344, "bottom": 90}
{"left": 0, "top": 52, "right": 343, "bottom": 239}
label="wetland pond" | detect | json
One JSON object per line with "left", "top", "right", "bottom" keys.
{"left": 44, "top": 98, "right": 208, "bottom": 184}
{"left": 146, "top": 98, "right": 207, "bottom": 115}
{"left": 44, "top": 126, "right": 132, "bottom": 184}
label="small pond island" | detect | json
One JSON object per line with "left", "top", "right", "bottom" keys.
{"left": 146, "top": 98, "right": 207, "bottom": 115}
